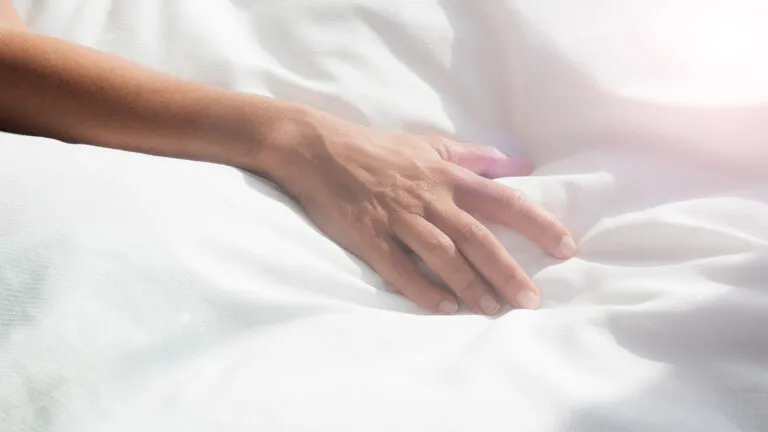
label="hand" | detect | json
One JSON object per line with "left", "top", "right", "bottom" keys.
{"left": 256, "top": 107, "right": 576, "bottom": 315}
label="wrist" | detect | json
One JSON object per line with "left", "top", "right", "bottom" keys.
{"left": 194, "top": 93, "right": 298, "bottom": 169}
{"left": 235, "top": 98, "right": 324, "bottom": 191}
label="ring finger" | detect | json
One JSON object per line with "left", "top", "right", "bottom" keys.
{"left": 428, "top": 205, "right": 541, "bottom": 310}
{"left": 392, "top": 215, "right": 502, "bottom": 315}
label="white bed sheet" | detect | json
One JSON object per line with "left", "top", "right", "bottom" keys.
{"left": 2, "top": 1, "right": 767, "bottom": 431}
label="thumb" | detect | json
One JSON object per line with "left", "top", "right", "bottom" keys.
{"left": 433, "top": 138, "right": 533, "bottom": 178}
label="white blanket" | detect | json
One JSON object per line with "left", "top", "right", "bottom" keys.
{"left": 2, "top": 1, "right": 767, "bottom": 431}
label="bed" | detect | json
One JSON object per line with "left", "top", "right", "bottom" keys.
{"left": 2, "top": 1, "right": 767, "bottom": 430}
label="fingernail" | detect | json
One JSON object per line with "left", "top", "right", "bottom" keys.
{"left": 515, "top": 290, "right": 540, "bottom": 310}
{"left": 557, "top": 236, "right": 577, "bottom": 259}
{"left": 479, "top": 295, "right": 500, "bottom": 315}
{"left": 439, "top": 299, "right": 459, "bottom": 314}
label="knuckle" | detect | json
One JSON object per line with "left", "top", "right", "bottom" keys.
{"left": 392, "top": 281, "right": 414, "bottom": 297}
{"left": 431, "top": 136, "right": 457, "bottom": 162}
{"left": 455, "top": 273, "right": 481, "bottom": 295}
{"left": 422, "top": 232, "right": 455, "bottom": 255}
{"left": 436, "top": 163, "right": 463, "bottom": 183}
{"left": 502, "top": 189, "right": 528, "bottom": 214}
{"left": 459, "top": 221, "right": 488, "bottom": 245}
{"left": 499, "top": 268, "right": 525, "bottom": 288}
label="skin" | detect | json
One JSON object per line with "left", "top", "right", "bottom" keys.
{"left": 0, "top": 1, "right": 575, "bottom": 315}
{"left": 0, "top": 0, "right": 24, "bottom": 31}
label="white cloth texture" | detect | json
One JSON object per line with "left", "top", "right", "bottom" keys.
{"left": 2, "top": 1, "right": 767, "bottom": 431}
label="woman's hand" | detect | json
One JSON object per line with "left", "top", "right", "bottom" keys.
{"left": 253, "top": 107, "right": 576, "bottom": 315}
{"left": 0, "top": 15, "right": 573, "bottom": 316}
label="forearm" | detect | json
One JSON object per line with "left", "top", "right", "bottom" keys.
{"left": 0, "top": 27, "right": 297, "bottom": 173}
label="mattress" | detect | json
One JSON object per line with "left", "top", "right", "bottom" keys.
{"left": 2, "top": 1, "right": 767, "bottom": 431}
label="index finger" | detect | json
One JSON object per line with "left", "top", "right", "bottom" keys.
{"left": 454, "top": 175, "right": 576, "bottom": 259}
